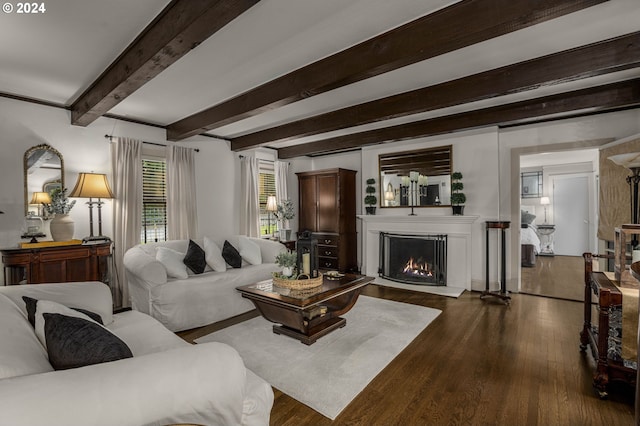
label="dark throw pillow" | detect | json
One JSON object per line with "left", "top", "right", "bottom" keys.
{"left": 23, "top": 296, "right": 104, "bottom": 326}
{"left": 521, "top": 210, "right": 536, "bottom": 225}
{"left": 183, "top": 239, "right": 207, "bottom": 274}
{"left": 222, "top": 240, "right": 242, "bottom": 268}
{"left": 43, "top": 313, "right": 133, "bottom": 370}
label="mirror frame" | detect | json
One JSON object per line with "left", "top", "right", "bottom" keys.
{"left": 24, "top": 143, "right": 64, "bottom": 215}
{"left": 378, "top": 145, "right": 452, "bottom": 208}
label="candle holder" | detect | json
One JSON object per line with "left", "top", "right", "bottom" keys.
{"left": 296, "top": 230, "right": 319, "bottom": 277}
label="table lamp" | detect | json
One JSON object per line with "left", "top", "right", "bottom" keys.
{"left": 69, "top": 172, "right": 114, "bottom": 242}
{"left": 30, "top": 191, "right": 52, "bottom": 217}
{"left": 266, "top": 195, "right": 278, "bottom": 237}
{"left": 540, "top": 196, "right": 550, "bottom": 224}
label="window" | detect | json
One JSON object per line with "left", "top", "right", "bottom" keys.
{"left": 258, "top": 161, "right": 277, "bottom": 237}
{"left": 141, "top": 158, "right": 167, "bottom": 243}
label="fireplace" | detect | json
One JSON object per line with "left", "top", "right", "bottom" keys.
{"left": 378, "top": 232, "right": 447, "bottom": 286}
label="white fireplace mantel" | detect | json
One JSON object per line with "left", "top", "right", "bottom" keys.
{"left": 357, "top": 214, "right": 480, "bottom": 289}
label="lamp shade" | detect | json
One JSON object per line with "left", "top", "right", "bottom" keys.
{"left": 69, "top": 173, "right": 114, "bottom": 199}
{"left": 30, "top": 191, "right": 51, "bottom": 204}
{"left": 266, "top": 195, "right": 278, "bottom": 212}
{"left": 540, "top": 196, "right": 550, "bottom": 206}
{"left": 608, "top": 152, "right": 640, "bottom": 169}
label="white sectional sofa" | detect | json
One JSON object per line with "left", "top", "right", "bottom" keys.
{"left": 0, "top": 281, "right": 273, "bottom": 426}
{"left": 124, "top": 236, "right": 286, "bottom": 332}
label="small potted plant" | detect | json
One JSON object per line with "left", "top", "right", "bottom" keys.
{"left": 273, "top": 199, "right": 295, "bottom": 241}
{"left": 364, "top": 178, "right": 377, "bottom": 215}
{"left": 275, "top": 251, "right": 298, "bottom": 278}
{"left": 450, "top": 171, "right": 466, "bottom": 215}
{"left": 44, "top": 188, "right": 77, "bottom": 241}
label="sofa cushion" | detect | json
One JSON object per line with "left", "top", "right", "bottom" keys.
{"left": 222, "top": 240, "right": 242, "bottom": 268}
{"left": 238, "top": 236, "right": 262, "bottom": 265}
{"left": 43, "top": 313, "right": 133, "bottom": 370}
{"left": 204, "top": 236, "right": 227, "bottom": 272}
{"left": 0, "top": 294, "right": 53, "bottom": 379}
{"left": 157, "top": 247, "right": 189, "bottom": 279}
{"left": 183, "top": 239, "right": 207, "bottom": 274}
{"left": 23, "top": 296, "right": 104, "bottom": 326}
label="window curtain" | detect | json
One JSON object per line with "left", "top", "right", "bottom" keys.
{"left": 240, "top": 156, "right": 260, "bottom": 237}
{"left": 275, "top": 160, "right": 289, "bottom": 202}
{"left": 167, "top": 145, "right": 198, "bottom": 240}
{"left": 110, "top": 137, "right": 142, "bottom": 308}
{"left": 274, "top": 160, "right": 290, "bottom": 227}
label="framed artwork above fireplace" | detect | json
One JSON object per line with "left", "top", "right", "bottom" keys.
{"left": 378, "top": 145, "right": 452, "bottom": 208}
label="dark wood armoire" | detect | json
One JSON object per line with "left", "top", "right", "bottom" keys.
{"left": 296, "top": 168, "right": 358, "bottom": 273}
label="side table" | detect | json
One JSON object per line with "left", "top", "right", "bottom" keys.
{"left": 537, "top": 224, "right": 556, "bottom": 256}
{"left": 481, "top": 221, "right": 511, "bottom": 304}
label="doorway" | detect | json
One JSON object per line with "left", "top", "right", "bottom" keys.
{"left": 519, "top": 149, "right": 598, "bottom": 301}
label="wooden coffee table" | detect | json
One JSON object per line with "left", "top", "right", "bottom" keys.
{"left": 237, "top": 274, "right": 374, "bottom": 345}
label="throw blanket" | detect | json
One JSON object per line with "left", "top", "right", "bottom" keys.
{"left": 619, "top": 285, "right": 639, "bottom": 361}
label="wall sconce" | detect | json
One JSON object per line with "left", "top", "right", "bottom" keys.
{"left": 540, "top": 196, "right": 550, "bottom": 224}
{"left": 69, "top": 172, "right": 114, "bottom": 242}
{"left": 266, "top": 195, "right": 278, "bottom": 237}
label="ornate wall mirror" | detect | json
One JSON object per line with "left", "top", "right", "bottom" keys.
{"left": 24, "top": 143, "right": 64, "bottom": 215}
{"left": 379, "top": 145, "right": 452, "bottom": 208}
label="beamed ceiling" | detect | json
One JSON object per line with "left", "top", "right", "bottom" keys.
{"left": 1, "top": 0, "right": 640, "bottom": 158}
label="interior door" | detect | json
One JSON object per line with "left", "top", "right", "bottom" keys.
{"left": 552, "top": 174, "right": 591, "bottom": 256}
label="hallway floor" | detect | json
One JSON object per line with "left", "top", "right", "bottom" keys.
{"left": 520, "top": 254, "right": 585, "bottom": 301}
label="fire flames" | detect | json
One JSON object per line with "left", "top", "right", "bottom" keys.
{"left": 402, "top": 257, "right": 434, "bottom": 277}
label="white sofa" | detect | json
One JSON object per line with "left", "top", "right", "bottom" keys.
{"left": 0, "top": 281, "right": 273, "bottom": 426}
{"left": 124, "top": 236, "right": 286, "bottom": 332}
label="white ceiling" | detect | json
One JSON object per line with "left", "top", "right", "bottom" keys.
{"left": 1, "top": 0, "right": 640, "bottom": 151}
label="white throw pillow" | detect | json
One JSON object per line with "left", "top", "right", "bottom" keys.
{"left": 156, "top": 247, "right": 189, "bottom": 279}
{"left": 238, "top": 236, "right": 262, "bottom": 265}
{"left": 204, "top": 237, "right": 227, "bottom": 272}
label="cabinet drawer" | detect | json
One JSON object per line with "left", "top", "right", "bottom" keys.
{"left": 319, "top": 257, "right": 339, "bottom": 269}
{"left": 316, "top": 235, "right": 339, "bottom": 247}
{"left": 319, "top": 247, "right": 338, "bottom": 257}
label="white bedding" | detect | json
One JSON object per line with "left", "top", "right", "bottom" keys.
{"left": 521, "top": 225, "right": 540, "bottom": 254}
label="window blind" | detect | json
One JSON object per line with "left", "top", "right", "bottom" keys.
{"left": 141, "top": 158, "right": 167, "bottom": 243}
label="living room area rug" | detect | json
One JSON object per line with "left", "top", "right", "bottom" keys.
{"left": 195, "top": 295, "right": 441, "bottom": 420}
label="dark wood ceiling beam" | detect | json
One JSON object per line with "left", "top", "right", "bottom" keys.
{"left": 277, "top": 79, "right": 640, "bottom": 159}
{"left": 233, "top": 31, "right": 640, "bottom": 150}
{"left": 71, "top": 0, "right": 260, "bottom": 127}
{"left": 167, "top": 0, "right": 606, "bottom": 141}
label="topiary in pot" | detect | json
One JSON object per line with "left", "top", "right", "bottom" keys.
{"left": 450, "top": 171, "right": 466, "bottom": 215}
{"left": 364, "top": 178, "right": 377, "bottom": 215}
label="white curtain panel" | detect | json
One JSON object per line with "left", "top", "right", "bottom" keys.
{"left": 110, "top": 137, "right": 142, "bottom": 308}
{"left": 274, "top": 160, "right": 289, "bottom": 202}
{"left": 274, "top": 160, "right": 290, "bottom": 228}
{"left": 167, "top": 145, "right": 198, "bottom": 240}
{"left": 240, "top": 156, "right": 260, "bottom": 237}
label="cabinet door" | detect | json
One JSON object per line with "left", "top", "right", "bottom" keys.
{"left": 317, "top": 174, "right": 338, "bottom": 232}
{"left": 298, "top": 176, "right": 318, "bottom": 231}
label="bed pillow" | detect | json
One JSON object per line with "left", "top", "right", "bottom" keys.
{"left": 204, "top": 237, "right": 227, "bottom": 272}
{"left": 238, "top": 236, "right": 262, "bottom": 265}
{"left": 222, "top": 240, "right": 242, "bottom": 268}
{"left": 183, "top": 239, "right": 207, "bottom": 274}
{"left": 156, "top": 247, "right": 189, "bottom": 279}
{"left": 521, "top": 210, "right": 536, "bottom": 225}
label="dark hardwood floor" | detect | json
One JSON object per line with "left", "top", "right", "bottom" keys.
{"left": 180, "top": 284, "right": 635, "bottom": 425}
{"left": 520, "top": 255, "right": 585, "bottom": 302}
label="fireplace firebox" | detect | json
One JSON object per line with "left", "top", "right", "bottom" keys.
{"left": 378, "top": 232, "right": 447, "bottom": 286}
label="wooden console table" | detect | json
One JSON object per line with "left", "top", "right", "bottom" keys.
{"left": 580, "top": 253, "right": 637, "bottom": 398}
{"left": 1, "top": 242, "right": 111, "bottom": 285}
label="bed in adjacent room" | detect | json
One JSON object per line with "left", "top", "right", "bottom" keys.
{"left": 521, "top": 208, "right": 540, "bottom": 267}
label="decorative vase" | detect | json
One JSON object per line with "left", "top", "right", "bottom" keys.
{"left": 280, "top": 229, "right": 292, "bottom": 241}
{"left": 49, "top": 214, "right": 74, "bottom": 241}
{"left": 282, "top": 266, "right": 293, "bottom": 277}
